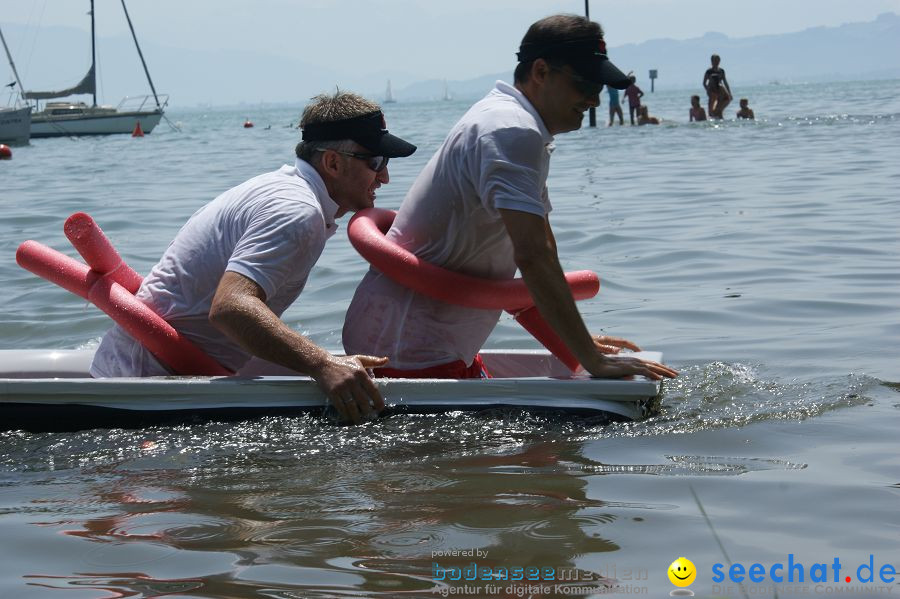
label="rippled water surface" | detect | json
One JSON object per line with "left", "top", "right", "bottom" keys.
{"left": 1, "top": 80, "right": 899, "bottom": 598}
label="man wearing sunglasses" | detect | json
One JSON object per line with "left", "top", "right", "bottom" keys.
{"left": 91, "top": 91, "right": 416, "bottom": 424}
{"left": 344, "top": 15, "right": 677, "bottom": 383}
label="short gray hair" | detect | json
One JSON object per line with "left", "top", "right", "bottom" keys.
{"left": 295, "top": 91, "right": 381, "bottom": 164}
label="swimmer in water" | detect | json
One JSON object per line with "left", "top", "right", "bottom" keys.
{"left": 689, "top": 95, "right": 707, "bottom": 122}
{"left": 736, "top": 98, "right": 755, "bottom": 120}
{"left": 637, "top": 105, "right": 659, "bottom": 125}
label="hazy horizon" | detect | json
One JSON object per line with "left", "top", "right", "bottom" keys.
{"left": 3, "top": 0, "right": 900, "bottom": 106}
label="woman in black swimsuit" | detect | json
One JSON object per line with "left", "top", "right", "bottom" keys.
{"left": 703, "top": 54, "right": 732, "bottom": 118}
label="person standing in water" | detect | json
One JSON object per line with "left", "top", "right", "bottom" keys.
{"left": 703, "top": 54, "right": 732, "bottom": 119}
{"left": 623, "top": 75, "right": 644, "bottom": 125}
{"left": 607, "top": 85, "right": 624, "bottom": 126}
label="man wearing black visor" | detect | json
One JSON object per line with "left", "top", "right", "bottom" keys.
{"left": 345, "top": 15, "right": 677, "bottom": 383}
{"left": 92, "top": 91, "right": 415, "bottom": 424}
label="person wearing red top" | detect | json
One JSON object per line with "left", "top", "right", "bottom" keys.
{"left": 623, "top": 75, "right": 644, "bottom": 125}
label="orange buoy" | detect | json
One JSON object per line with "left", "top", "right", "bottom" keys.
{"left": 0, "top": 144, "right": 12, "bottom": 160}
{"left": 243, "top": 119, "right": 254, "bottom": 128}
{"left": 132, "top": 121, "right": 144, "bottom": 137}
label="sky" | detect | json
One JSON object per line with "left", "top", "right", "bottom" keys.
{"left": 3, "top": 0, "right": 899, "bottom": 105}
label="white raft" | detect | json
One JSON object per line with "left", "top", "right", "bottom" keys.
{"left": 0, "top": 349, "right": 664, "bottom": 430}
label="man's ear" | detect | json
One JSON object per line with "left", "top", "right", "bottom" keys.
{"left": 531, "top": 58, "right": 551, "bottom": 85}
{"left": 319, "top": 149, "right": 342, "bottom": 178}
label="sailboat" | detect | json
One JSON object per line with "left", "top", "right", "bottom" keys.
{"left": 442, "top": 79, "right": 452, "bottom": 102}
{"left": 0, "top": 104, "right": 31, "bottom": 145}
{"left": 24, "top": 0, "right": 167, "bottom": 138}
{"left": 384, "top": 79, "right": 396, "bottom": 104}
{"left": 0, "top": 26, "right": 31, "bottom": 144}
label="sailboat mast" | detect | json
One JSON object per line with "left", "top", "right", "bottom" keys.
{"left": 0, "top": 26, "right": 27, "bottom": 101}
{"left": 120, "top": 0, "right": 161, "bottom": 109}
{"left": 90, "top": 0, "right": 97, "bottom": 107}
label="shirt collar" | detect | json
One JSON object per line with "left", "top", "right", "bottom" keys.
{"left": 494, "top": 80, "right": 554, "bottom": 145}
{"left": 294, "top": 157, "right": 339, "bottom": 230}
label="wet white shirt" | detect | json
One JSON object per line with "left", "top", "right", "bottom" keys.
{"left": 343, "top": 81, "right": 553, "bottom": 369}
{"left": 91, "top": 158, "right": 338, "bottom": 376}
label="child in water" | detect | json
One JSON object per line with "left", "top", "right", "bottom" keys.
{"left": 637, "top": 105, "right": 659, "bottom": 125}
{"left": 736, "top": 98, "right": 755, "bottom": 120}
{"left": 624, "top": 75, "right": 644, "bottom": 125}
{"left": 689, "top": 95, "right": 707, "bottom": 121}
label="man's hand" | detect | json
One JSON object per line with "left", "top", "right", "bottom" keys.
{"left": 312, "top": 354, "right": 388, "bottom": 424}
{"left": 589, "top": 335, "right": 678, "bottom": 379}
{"left": 592, "top": 335, "right": 641, "bottom": 354}
{"left": 582, "top": 353, "right": 677, "bottom": 380}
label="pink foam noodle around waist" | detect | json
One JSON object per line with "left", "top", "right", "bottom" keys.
{"left": 88, "top": 278, "right": 232, "bottom": 376}
{"left": 64, "top": 212, "right": 143, "bottom": 294}
{"left": 347, "top": 208, "right": 600, "bottom": 371}
{"left": 348, "top": 208, "right": 599, "bottom": 311}
{"left": 16, "top": 240, "right": 95, "bottom": 300}
{"left": 16, "top": 214, "right": 233, "bottom": 377}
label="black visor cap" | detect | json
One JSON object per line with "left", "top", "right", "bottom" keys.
{"left": 302, "top": 111, "right": 416, "bottom": 158}
{"left": 517, "top": 37, "right": 630, "bottom": 90}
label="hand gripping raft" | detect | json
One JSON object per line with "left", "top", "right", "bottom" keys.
{"left": 16, "top": 213, "right": 232, "bottom": 376}
{"left": 347, "top": 208, "right": 600, "bottom": 372}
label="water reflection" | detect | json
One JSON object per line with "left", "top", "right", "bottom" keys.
{"left": 10, "top": 433, "right": 818, "bottom": 597}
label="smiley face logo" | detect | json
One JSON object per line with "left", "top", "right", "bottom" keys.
{"left": 668, "top": 557, "right": 696, "bottom": 587}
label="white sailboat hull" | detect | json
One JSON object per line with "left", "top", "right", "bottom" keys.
{"left": 30, "top": 109, "right": 162, "bottom": 138}
{"left": 0, "top": 349, "right": 664, "bottom": 430}
{"left": 0, "top": 106, "right": 31, "bottom": 144}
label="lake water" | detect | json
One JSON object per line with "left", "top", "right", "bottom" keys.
{"left": 1, "top": 79, "right": 898, "bottom": 598}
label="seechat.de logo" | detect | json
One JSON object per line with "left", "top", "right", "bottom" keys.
{"left": 711, "top": 554, "right": 897, "bottom": 584}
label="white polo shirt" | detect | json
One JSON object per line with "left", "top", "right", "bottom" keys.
{"left": 343, "top": 81, "right": 553, "bottom": 369}
{"left": 91, "top": 158, "right": 339, "bottom": 377}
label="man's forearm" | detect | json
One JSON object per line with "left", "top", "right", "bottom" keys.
{"left": 516, "top": 251, "right": 599, "bottom": 368}
{"left": 210, "top": 293, "right": 330, "bottom": 376}
{"left": 500, "top": 209, "right": 603, "bottom": 369}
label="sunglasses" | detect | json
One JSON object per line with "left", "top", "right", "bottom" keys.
{"left": 550, "top": 65, "right": 603, "bottom": 97}
{"left": 318, "top": 149, "right": 389, "bottom": 173}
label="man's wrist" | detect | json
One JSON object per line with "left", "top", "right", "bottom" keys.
{"left": 304, "top": 347, "right": 334, "bottom": 378}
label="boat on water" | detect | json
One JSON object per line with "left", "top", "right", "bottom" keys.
{"left": 0, "top": 348, "right": 664, "bottom": 431}
{"left": 7, "top": 215, "right": 664, "bottom": 432}
{"left": 30, "top": 99, "right": 163, "bottom": 138}
{"left": 384, "top": 79, "right": 396, "bottom": 104}
{"left": 442, "top": 79, "right": 452, "bottom": 101}
{"left": 0, "top": 106, "right": 31, "bottom": 145}
{"left": 0, "top": 26, "right": 32, "bottom": 144}
{"left": 21, "top": 0, "right": 167, "bottom": 138}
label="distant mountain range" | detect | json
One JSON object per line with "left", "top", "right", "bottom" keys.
{"left": 397, "top": 12, "right": 900, "bottom": 102}
{"left": 3, "top": 13, "right": 898, "bottom": 107}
